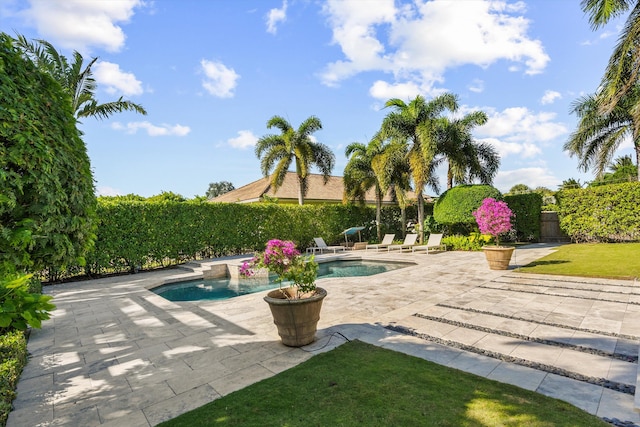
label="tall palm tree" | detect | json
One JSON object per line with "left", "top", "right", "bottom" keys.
{"left": 343, "top": 138, "right": 386, "bottom": 240}
{"left": 564, "top": 88, "right": 640, "bottom": 180}
{"left": 380, "top": 93, "right": 458, "bottom": 242}
{"left": 256, "top": 115, "right": 335, "bottom": 205}
{"left": 372, "top": 140, "right": 412, "bottom": 237}
{"left": 435, "top": 110, "right": 500, "bottom": 189}
{"left": 581, "top": 1, "right": 640, "bottom": 131}
{"left": 14, "top": 35, "right": 146, "bottom": 120}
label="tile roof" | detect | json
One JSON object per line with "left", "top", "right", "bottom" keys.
{"left": 210, "top": 172, "right": 420, "bottom": 204}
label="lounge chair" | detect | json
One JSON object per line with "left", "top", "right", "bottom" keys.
{"left": 365, "top": 234, "right": 395, "bottom": 251}
{"left": 387, "top": 233, "right": 418, "bottom": 252}
{"left": 307, "top": 237, "right": 347, "bottom": 254}
{"left": 412, "top": 233, "right": 446, "bottom": 253}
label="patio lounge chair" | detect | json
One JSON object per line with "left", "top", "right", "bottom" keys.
{"left": 307, "top": 237, "right": 347, "bottom": 254}
{"left": 387, "top": 233, "right": 418, "bottom": 252}
{"left": 365, "top": 234, "right": 395, "bottom": 251}
{"left": 412, "top": 233, "right": 446, "bottom": 253}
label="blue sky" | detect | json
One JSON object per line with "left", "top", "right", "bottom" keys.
{"left": 1, "top": 0, "right": 630, "bottom": 198}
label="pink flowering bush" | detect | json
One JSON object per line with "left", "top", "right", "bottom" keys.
{"left": 240, "top": 239, "right": 318, "bottom": 298}
{"left": 472, "top": 198, "right": 514, "bottom": 246}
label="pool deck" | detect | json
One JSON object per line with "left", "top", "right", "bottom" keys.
{"left": 7, "top": 243, "right": 640, "bottom": 426}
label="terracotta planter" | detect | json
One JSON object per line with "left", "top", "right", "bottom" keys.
{"left": 264, "top": 287, "right": 327, "bottom": 347}
{"left": 482, "top": 246, "right": 515, "bottom": 270}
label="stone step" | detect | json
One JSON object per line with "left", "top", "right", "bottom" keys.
{"left": 390, "top": 313, "right": 637, "bottom": 395}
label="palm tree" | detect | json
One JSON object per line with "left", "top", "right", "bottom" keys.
{"left": 380, "top": 94, "right": 458, "bottom": 243}
{"left": 564, "top": 88, "right": 640, "bottom": 180}
{"left": 14, "top": 35, "right": 146, "bottom": 120}
{"left": 581, "top": 1, "right": 640, "bottom": 120}
{"left": 255, "top": 115, "right": 335, "bottom": 205}
{"left": 435, "top": 110, "right": 500, "bottom": 189}
{"left": 343, "top": 138, "right": 386, "bottom": 240}
{"left": 372, "top": 140, "right": 412, "bottom": 238}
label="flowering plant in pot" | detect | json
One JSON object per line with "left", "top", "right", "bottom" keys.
{"left": 240, "top": 239, "right": 319, "bottom": 299}
{"left": 240, "top": 239, "right": 326, "bottom": 346}
{"left": 472, "top": 198, "right": 515, "bottom": 270}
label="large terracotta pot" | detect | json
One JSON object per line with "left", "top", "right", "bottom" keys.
{"left": 482, "top": 246, "right": 515, "bottom": 270}
{"left": 264, "top": 287, "right": 327, "bottom": 347}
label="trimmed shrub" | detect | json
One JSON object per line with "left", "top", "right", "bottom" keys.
{"left": 504, "top": 193, "right": 542, "bottom": 242}
{"left": 442, "top": 233, "right": 493, "bottom": 251}
{"left": 0, "top": 330, "right": 27, "bottom": 426}
{"left": 556, "top": 182, "right": 640, "bottom": 242}
{"left": 433, "top": 185, "right": 502, "bottom": 233}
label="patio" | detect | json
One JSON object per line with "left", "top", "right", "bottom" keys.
{"left": 7, "top": 244, "right": 640, "bottom": 426}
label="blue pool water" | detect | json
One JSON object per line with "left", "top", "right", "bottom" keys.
{"left": 153, "top": 259, "right": 413, "bottom": 302}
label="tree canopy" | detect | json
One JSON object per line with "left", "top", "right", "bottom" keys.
{"left": 13, "top": 35, "right": 146, "bottom": 120}
{"left": 255, "top": 115, "right": 335, "bottom": 205}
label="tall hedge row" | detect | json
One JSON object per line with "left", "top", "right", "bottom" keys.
{"left": 0, "top": 33, "right": 96, "bottom": 274}
{"left": 47, "top": 201, "right": 375, "bottom": 280}
{"left": 504, "top": 192, "right": 542, "bottom": 242}
{"left": 556, "top": 182, "right": 640, "bottom": 242}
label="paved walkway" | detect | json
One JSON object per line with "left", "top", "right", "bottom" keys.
{"left": 7, "top": 244, "right": 640, "bottom": 426}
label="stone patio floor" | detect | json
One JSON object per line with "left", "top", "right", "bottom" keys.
{"left": 7, "top": 243, "right": 640, "bottom": 426}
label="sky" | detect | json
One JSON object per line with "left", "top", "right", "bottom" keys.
{"left": 0, "top": 0, "right": 631, "bottom": 198}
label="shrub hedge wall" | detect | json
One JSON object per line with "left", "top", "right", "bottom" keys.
{"left": 46, "top": 201, "right": 379, "bottom": 281}
{"left": 504, "top": 192, "right": 542, "bottom": 242}
{"left": 556, "top": 182, "right": 640, "bottom": 242}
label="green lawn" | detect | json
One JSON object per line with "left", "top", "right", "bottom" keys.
{"left": 516, "top": 242, "right": 640, "bottom": 279}
{"left": 160, "top": 340, "right": 606, "bottom": 427}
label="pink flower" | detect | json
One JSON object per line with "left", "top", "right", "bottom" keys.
{"left": 472, "top": 198, "right": 513, "bottom": 246}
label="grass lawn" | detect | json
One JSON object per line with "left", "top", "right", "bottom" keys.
{"left": 159, "top": 340, "right": 606, "bottom": 427}
{"left": 516, "top": 242, "right": 640, "bottom": 279}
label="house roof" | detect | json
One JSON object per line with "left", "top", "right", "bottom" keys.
{"left": 210, "top": 172, "right": 421, "bottom": 204}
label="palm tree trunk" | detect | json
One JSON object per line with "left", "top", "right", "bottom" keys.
{"left": 298, "top": 181, "right": 304, "bottom": 205}
{"left": 401, "top": 207, "right": 406, "bottom": 238}
{"left": 416, "top": 192, "right": 424, "bottom": 244}
{"left": 447, "top": 164, "right": 453, "bottom": 189}
{"left": 375, "top": 195, "right": 382, "bottom": 242}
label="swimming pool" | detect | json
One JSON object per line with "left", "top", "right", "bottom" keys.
{"left": 152, "top": 259, "right": 413, "bottom": 302}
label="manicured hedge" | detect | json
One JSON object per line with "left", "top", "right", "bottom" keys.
{"left": 47, "top": 201, "right": 378, "bottom": 280}
{"left": 556, "top": 182, "right": 640, "bottom": 242}
{"left": 0, "top": 330, "right": 27, "bottom": 427}
{"left": 433, "top": 185, "right": 501, "bottom": 226}
{"left": 504, "top": 192, "right": 542, "bottom": 242}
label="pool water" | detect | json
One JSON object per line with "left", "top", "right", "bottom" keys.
{"left": 153, "top": 259, "right": 413, "bottom": 302}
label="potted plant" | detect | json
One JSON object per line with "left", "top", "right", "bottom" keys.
{"left": 472, "top": 198, "right": 515, "bottom": 270}
{"left": 240, "top": 239, "right": 326, "bottom": 347}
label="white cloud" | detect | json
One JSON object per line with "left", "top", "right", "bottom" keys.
{"left": 22, "top": 0, "right": 143, "bottom": 53}
{"left": 540, "top": 90, "right": 561, "bottom": 105}
{"left": 494, "top": 167, "right": 559, "bottom": 193}
{"left": 266, "top": 0, "right": 287, "bottom": 34}
{"left": 472, "top": 106, "right": 568, "bottom": 160}
{"left": 111, "top": 121, "right": 191, "bottom": 137}
{"left": 200, "top": 59, "right": 240, "bottom": 98}
{"left": 96, "top": 186, "right": 122, "bottom": 197}
{"left": 468, "top": 79, "right": 485, "bottom": 93}
{"left": 320, "top": 0, "right": 549, "bottom": 90}
{"left": 93, "top": 61, "right": 143, "bottom": 96}
{"left": 228, "top": 130, "right": 258, "bottom": 149}
{"left": 369, "top": 80, "right": 422, "bottom": 100}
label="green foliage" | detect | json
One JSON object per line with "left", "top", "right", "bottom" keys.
{"left": 0, "top": 33, "right": 96, "bottom": 273}
{"left": 59, "top": 201, "right": 376, "bottom": 280}
{"left": 0, "top": 330, "right": 27, "bottom": 426}
{"left": 442, "top": 233, "right": 493, "bottom": 251}
{"left": 0, "top": 273, "right": 55, "bottom": 333}
{"left": 556, "top": 182, "right": 640, "bottom": 242}
{"left": 504, "top": 193, "right": 542, "bottom": 242}
{"left": 433, "top": 185, "right": 501, "bottom": 229}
